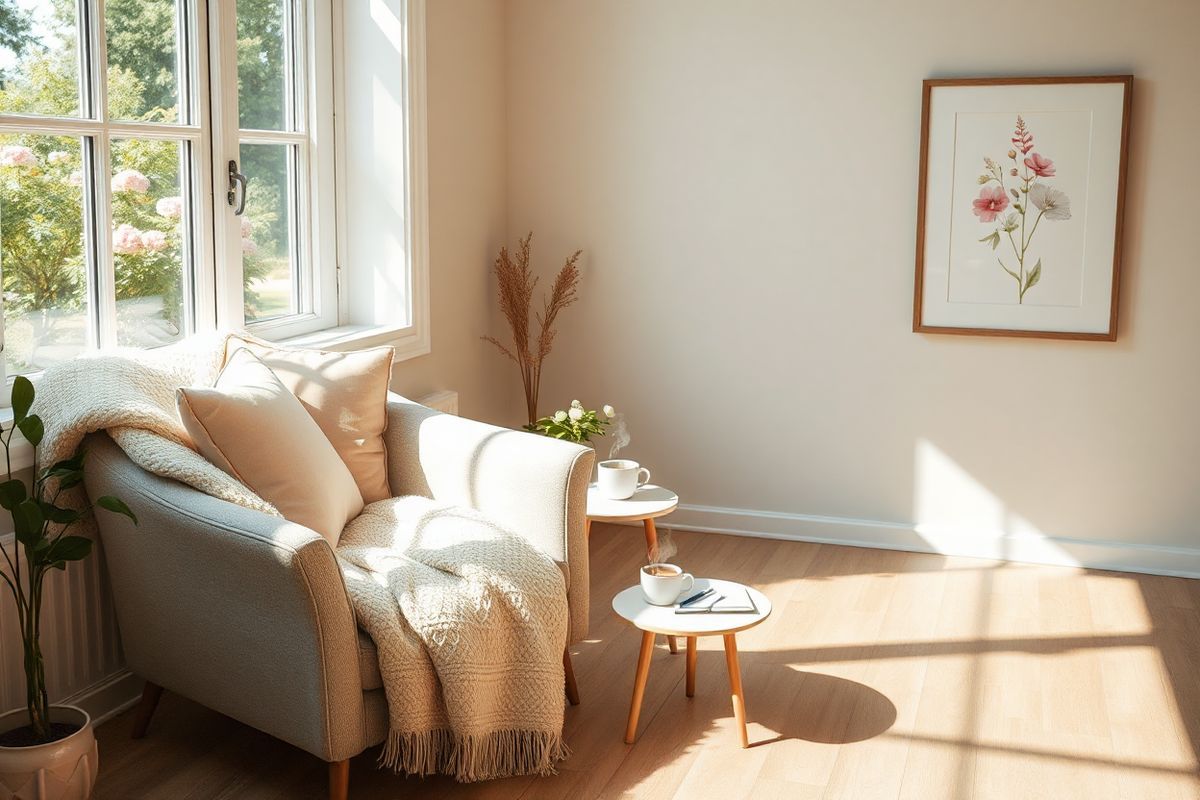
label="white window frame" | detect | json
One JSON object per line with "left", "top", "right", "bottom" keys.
{"left": 209, "top": 0, "right": 339, "bottom": 340}
{"left": 0, "top": 0, "right": 217, "bottom": 348}
{"left": 290, "top": 0, "right": 427, "bottom": 359}
{"left": 0, "top": 0, "right": 428, "bottom": 399}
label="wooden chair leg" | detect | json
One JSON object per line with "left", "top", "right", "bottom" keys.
{"left": 686, "top": 636, "right": 697, "bottom": 697}
{"left": 564, "top": 648, "right": 580, "bottom": 706}
{"left": 130, "top": 681, "right": 163, "bottom": 740}
{"left": 624, "top": 630, "right": 656, "bottom": 744}
{"left": 328, "top": 759, "right": 350, "bottom": 800}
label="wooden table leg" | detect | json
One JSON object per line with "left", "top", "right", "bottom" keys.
{"left": 625, "top": 630, "right": 656, "bottom": 744}
{"left": 642, "top": 517, "right": 659, "bottom": 559}
{"left": 686, "top": 637, "right": 697, "bottom": 697}
{"left": 642, "top": 517, "right": 678, "bottom": 653}
{"left": 131, "top": 681, "right": 163, "bottom": 740}
{"left": 723, "top": 634, "right": 749, "bottom": 748}
{"left": 585, "top": 518, "right": 592, "bottom": 539}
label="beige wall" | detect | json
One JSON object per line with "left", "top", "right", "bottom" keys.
{"left": 503, "top": 0, "right": 1200, "bottom": 564}
{"left": 389, "top": 0, "right": 515, "bottom": 425}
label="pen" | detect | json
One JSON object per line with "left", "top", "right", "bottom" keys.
{"left": 678, "top": 587, "right": 715, "bottom": 607}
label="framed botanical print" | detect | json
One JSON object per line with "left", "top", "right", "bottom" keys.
{"left": 913, "top": 76, "right": 1132, "bottom": 340}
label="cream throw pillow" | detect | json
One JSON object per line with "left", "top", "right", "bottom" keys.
{"left": 177, "top": 348, "right": 364, "bottom": 545}
{"left": 225, "top": 334, "right": 394, "bottom": 503}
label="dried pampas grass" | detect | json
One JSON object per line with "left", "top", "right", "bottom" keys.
{"left": 483, "top": 232, "right": 582, "bottom": 426}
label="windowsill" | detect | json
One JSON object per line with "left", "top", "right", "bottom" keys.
{"left": 277, "top": 322, "right": 431, "bottom": 362}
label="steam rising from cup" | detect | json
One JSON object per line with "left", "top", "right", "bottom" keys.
{"left": 648, "top": 528, "right": 678, "bottom": 565}
{"left": 608, "top": 413, "right": 630, "bottom": 460}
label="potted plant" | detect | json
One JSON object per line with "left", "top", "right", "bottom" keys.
{"left": 0, "top": 376, "right": 136, "bottom": 799}
{"left": 530, "top": 400, "right": 616, "bottom": 444}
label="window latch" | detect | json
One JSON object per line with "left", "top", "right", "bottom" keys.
{"left": 226, "top": 160, "right": 248, "bottom": 216}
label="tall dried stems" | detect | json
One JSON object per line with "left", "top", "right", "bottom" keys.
{"left": 483, "top": 232, "right": 582, "bottom": 426}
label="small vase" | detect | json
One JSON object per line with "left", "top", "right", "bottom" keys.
{"left": 0, "top": 706, "right": 98, "bottom": 800}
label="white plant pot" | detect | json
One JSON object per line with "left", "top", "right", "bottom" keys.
{"left": 0, "top": 706, "right": 97, "bottom": 800}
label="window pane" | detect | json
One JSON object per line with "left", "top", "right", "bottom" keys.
{"left": 0, "top": 0, "right": 82, "bottom": 117}
{"left": 106, "top": 0, "right": 182, "bottom": 122}
{"left": 0, "top": 133, "right": 89, "bottom": 375}
{"left": 241, "top": 142, "right": 297, "bottom": 322}
{"left": 110, "top": 137, "right": 187, "bottom": 347}
{"left": 237, "top": 0, "right": 289, "bottom": 131}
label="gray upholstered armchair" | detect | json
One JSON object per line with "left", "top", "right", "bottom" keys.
{"left": 83, "top": 395, "right": 593, "bottom": 800}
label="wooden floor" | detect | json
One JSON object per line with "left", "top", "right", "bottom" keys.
{"left": 94, "top": 525, "right": 1200, "bottom": 799}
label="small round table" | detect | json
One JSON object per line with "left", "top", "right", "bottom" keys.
{"left": 612, "top": 578, "right": 772, "bottom": 748}
{"left": 588, "top": 483, "right": 681, "bottom": 651}
{"left": 585, "top": 483, "right": 679, "bottom": 555}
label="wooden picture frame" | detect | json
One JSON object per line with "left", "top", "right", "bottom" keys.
{"left": 913, "top": 76, "right": 1132, "bottom": 341}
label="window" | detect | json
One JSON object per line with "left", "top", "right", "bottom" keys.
{"left": 0, "top": 0, "right": 426, "bottom": 379}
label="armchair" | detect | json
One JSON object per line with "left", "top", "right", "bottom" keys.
{"left": 83, "top": 395, "right": 593, "bottom": 800}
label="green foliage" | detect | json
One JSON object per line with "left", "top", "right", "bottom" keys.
{"left": 0, "top": 378, "right": 137, "bottom": 743}
{"left": 530, "top": 400, "right": 616, "bottom": 444}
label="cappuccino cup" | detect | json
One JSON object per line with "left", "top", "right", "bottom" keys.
{"left": 598, "top": 459, "right": 651, "bottom": 500}
{"left": 640, "top": 563, "right": 694, "bottom": 606}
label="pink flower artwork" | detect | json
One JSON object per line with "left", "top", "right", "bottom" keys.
{"left": 113, "top": 224, "right": 145, "bottom": 255}
{"left": 972, "top": 186, "right": 1009, "bottom": 222}
{"left": 973, "top": 115, "right": 1072, "bottom": 303}
{"left": 1023, "top": 153, "right": 1055, "bottom": 177}
{"left": 111, "top": 169, "right": 150, "bottom": 194}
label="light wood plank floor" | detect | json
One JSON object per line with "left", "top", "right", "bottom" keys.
{"left": 94, "top": 525, "right": 1200, "bottom": 799}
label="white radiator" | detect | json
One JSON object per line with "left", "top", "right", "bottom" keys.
{"left": 0, "top": 537, "right": 126, "bottom": 717}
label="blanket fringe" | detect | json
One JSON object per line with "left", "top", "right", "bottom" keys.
{"left": 379, "top": 728, "right": 571, "bottom": 782}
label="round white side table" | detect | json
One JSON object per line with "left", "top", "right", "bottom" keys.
{"left": 612, "top": 579, "right": 772, "bottom": 748}
{"left": 588, "top": 483, "right": 681, "bottom": 652}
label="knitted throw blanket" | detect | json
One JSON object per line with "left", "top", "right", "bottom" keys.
{"left": 34, "top": 334, "right": 570, "bottom": 781}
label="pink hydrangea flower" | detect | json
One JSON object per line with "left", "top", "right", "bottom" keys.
{"left": 972, "top": 186, "right": 1010, "bottom": 222}
{"left": 47, "top": 150, "right": 71, "bottom": 164}
{"left": 112, "top": 224, "right": 145, "bottom": 255}
{"left": 1023, "top": 153, "right": 1055, "bottom": 177}
{"left": 66, "top": 170, "right": 83, "bottom": 187}
{"left": 111, "top": 169, "right": 150, "bottom": 193}
{"left": 155, "top": 195, "right": 183, "bottom": 219}
{"left": 0, "top": 145, "right": 35, "bottom": 167}
{"left": 240, "top": 237, "right": 258, "bottom": 255}
{"left": 140, "top": 229, "right": 168, "bottom": 252}
{"left": 240, "top": 216, "right": 253, "bottom": 237}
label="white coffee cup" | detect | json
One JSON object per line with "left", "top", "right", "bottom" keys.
{"left": 598, "top": 459, "right": 651, "bottom": 500}
{"left": 640, "top": 563, "right": 695, "bottom": 606}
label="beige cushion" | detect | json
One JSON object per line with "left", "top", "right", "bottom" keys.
{"left": 225, "top": 334, "right": 394, "bottom": 503}
{"left": 177, "top": 348, "right": 364, "bottom": 545}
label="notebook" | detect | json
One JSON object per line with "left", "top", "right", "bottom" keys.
{"left": 674, "top": 585, "right": 757, "bottom": 614}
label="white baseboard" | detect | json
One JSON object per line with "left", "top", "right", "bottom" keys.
{"left": 657, "top": 503, "right": 1200, "bottom": 580}
{"left": 61, "top": 670, "right": 141, "bottom": 727}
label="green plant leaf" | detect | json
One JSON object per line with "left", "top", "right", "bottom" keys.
{"left": 1026, "top": 259, "right": 1042, "bottom": 291}
{"left": 12, "top": 498, "right": 45, "bottom": 547}
{"left": 17, "top": 414, "right": 43, "bottom": 448}
{"left": 10, "top": 375, "right": 33, "bottom": 421}
{"left": 0, "top": 478, "right": 27, "bottom": 510}
{"left": 978, "top": 231, "right": 1001, "bottom": 251}
{"left": 97, "top": 495, "right": 137, "bottom": 525}
{"left": 47, "top": 535, "right": 92, "bottom": 562}
{"left": 39, "top": 501, "right": 81, "bottom": 525}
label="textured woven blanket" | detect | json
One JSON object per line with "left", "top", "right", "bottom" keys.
{"left": 34, "top": 334, "right": 569, "bottom": 781}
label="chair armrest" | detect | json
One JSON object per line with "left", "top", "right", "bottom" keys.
{"left": 82, "top": 433, "right": 368, "bottom": 762}
{"left": 385, "top": 395, "right": 594, "bottom": 641}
